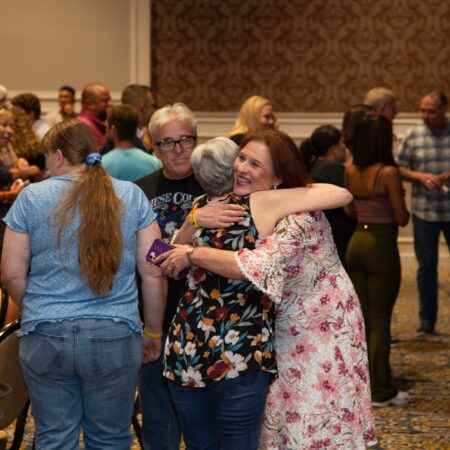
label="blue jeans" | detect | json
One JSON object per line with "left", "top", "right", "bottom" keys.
{"left": 169, "top": 370, "right": 269, "bottom": 450}
{"left": 138, "top": 335, "right": 181, "bottom": 450}
{"left": 413, "top": 215, "right": 450, "bottom": 327}
{"left": 19, "top": 319, "right": 141, "bottom": 450}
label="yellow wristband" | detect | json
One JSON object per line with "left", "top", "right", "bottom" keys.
{"left": 143, "top": 327, "right": 163, "bottom": 339}
{"left": 190, "top": 208, "right": 200, "bottom": 229}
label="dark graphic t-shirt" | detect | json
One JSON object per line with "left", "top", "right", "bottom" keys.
{"left": 135, "top": 169, "right": 204, "bottom": 330}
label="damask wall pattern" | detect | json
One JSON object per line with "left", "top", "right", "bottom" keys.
{"left": 152, "top": 0, "right": 450, "bottom": 112}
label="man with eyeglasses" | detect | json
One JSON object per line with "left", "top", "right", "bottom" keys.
{"left": 135, "top": 103, "right": 243, "bottom": 450}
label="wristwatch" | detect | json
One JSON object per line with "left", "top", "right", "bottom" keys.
{"left": 186, "top": 246, "right": 195, "bottom": 265}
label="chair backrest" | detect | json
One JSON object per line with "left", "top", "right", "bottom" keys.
{"left": 0, "top": 289, "right": 8, "bottom": 330}
{"left": 0, "top": 320, "right": 28, "bottom": 429}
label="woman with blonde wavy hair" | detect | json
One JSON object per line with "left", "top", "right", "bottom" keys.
{"left": 229, "top": 95, "right": 276, "bottom": 145}
{"left": 0, "top": 106, "right": 38, "bottom": 247}
{"left": 10, "top": 105, "right": 45, "bottom": 170}
{"left": 1, "top": 119, "right": 166, "bottom": 449}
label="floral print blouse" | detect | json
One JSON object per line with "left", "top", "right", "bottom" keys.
{"left": 236, "top": 212, "right": 377, "bottom": 449}
{"left": 163, "top": 195, "right": 277, "bottom": 387}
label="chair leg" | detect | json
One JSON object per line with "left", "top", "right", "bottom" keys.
{"left": 8, "top": 399, "right": 30, "bottom": 450}
{"left": 0, "top": 288, "right": 8, "bottom": 329}
{"left": 132, "top": 395, "right": 143, "bottom": 449}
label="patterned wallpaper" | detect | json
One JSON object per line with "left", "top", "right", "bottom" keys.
{"left": 151, "top": 0, "right": 450, "bottom": 112}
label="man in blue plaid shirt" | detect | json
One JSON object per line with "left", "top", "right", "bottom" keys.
{"left": 397, "top": 90, "right": 450, "bottom": 335}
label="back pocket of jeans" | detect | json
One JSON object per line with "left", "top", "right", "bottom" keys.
{"left": 90, "top": 333, "right": 137, "bottom": 376}
{"left": 19, "top": 333, "right": 65, "bottom": 376}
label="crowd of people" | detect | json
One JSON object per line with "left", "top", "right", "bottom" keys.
{"left": 0, "top": 81, "right": 449, "bottom": 449}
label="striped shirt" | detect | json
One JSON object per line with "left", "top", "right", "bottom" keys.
{"left": 397, "top": 122, "right": 450, "bottom": 221}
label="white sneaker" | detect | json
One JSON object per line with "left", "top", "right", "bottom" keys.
{"left": 372, "top": 390, "right": 409, "bottom": 407}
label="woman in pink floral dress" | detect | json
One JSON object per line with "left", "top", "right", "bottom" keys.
{"left": 236, "top": 212, "right": 377, "bottom": 449}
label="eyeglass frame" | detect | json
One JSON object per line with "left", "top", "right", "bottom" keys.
{"left": 155, "top": 135, "right": 197, "bottom": 151}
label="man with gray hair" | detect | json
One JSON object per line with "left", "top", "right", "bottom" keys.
{"left": 135, "top": 103, "right": 243, "bottom": 450}
{"left": 397, "top": 90, "right": 450, "bottom": 335}
{"left": 364, "top": 87, "right": 397, "bottom": 121}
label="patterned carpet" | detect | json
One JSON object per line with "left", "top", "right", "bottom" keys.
{"left": 2, "top": 258, "right": 449, "bottom": 449}
{"left": 373, "top": 258, "right": 450, "bottom": 450}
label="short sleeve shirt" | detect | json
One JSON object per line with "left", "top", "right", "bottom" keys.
{"left": 135, "top": 170, "right": 204, "bottom": 331}
{"left": 4, "top": 174, "right": 156, "bottom": 335}
{"left": 396, "top": 122, "right": 450, "bottom": 221}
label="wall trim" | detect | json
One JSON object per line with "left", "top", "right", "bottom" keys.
{"left": 195, "top": 112, "right": 423, "bottom": 143}
{"left": 129, "top": 0, "right": 150, "bottom": 85}
{"left": 6, "top": 101, "right": 425, "bottom": 140}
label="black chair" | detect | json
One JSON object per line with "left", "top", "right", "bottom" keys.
{"left": 0, "top": 289, "right": 9, "bottom": 330}
{"left": 0, "top": 320, "right": 31, "bottom": 450}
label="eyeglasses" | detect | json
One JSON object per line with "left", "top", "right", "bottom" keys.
{"left": 155, "top": 135, "right": 196, "bottom": 152}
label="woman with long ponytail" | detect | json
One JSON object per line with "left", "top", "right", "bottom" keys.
{"left": 1, "top": 119, "right": 166, "bottom": 449}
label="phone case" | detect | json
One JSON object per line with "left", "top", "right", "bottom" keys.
{"left": 146, "top": 239, "right": 188, "bottom": 278}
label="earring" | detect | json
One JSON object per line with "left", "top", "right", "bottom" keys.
{"left": 272, "top": 182, "right": 280, "bottom": 189}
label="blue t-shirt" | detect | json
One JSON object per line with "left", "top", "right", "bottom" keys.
{"left": 4, "top": 174, "right": 156, "bottom": 335}
{"left": 103, "top": 147, "right": 162, "bottom": 181}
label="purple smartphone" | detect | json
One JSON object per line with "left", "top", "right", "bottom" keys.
{"left": 146, "top": 239, "right": 188, "bottom": 278}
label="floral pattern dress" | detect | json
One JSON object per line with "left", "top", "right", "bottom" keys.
{"left": 164, "top": 194, "right": 277, "bottom": 387}
{"left": 236, "top": 212, "right": 377, "bottom": 449}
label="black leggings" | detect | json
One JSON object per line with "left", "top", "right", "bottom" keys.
{"left": 346, "top": 223, "right": 400, "bottom": 402}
